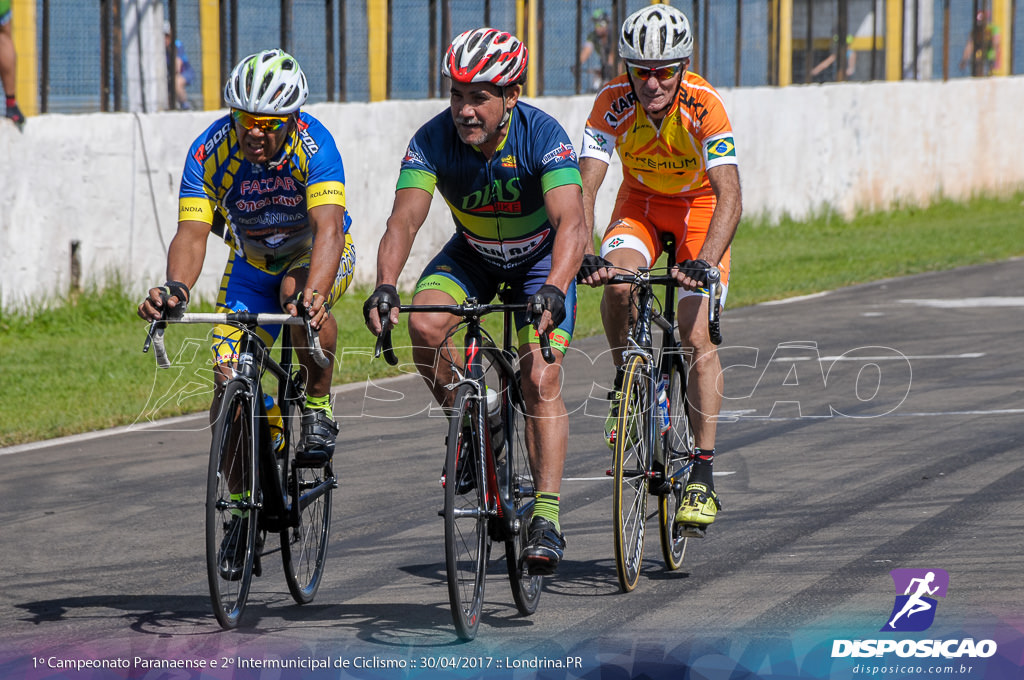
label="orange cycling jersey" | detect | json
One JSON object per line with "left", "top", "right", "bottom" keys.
{"left": 580, "top": 71, "right": 737, "bottom": 197}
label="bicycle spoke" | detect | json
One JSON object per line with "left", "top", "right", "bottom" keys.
{"left": 206, "top": 381, "right": 259, "bottom": 629}
{"left": 444, "top": 386, "right": 488, "bottom": 641}
{"left": 660, "top": 358, "right": 692, "bottom": 570}
{"left": 613, "top": 355, "right": 650, "bottom": 592}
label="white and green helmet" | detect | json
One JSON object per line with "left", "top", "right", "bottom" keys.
{"left": 223, "top": 49, "right": 308, "bottom": 114}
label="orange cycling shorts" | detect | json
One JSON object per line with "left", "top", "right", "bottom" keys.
{"left": 599, "top": 188, "right": 731, "bottom": 294}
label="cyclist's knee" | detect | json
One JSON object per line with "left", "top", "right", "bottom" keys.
{"left": 520, "top": 359, "right": 564, "bottom": 405}
{"left": 408, "top": 312, "right": 450, "bottom": 348}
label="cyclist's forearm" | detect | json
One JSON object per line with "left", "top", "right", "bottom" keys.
{"left": 579, "top": 157, "right": 609, "bottom": 254}
{"left": 375, "top": 226, "right": 416, "bottom": 287}
{"left": 165, "top": 220, "right": 211, "bottom": 288}
{"left": 306, "top": 204, "right": 348, "bottom": 297}
{"left": 376, "top": 188, "right": 431, "bottom": 287}
{"left": 548, "top": 219, "right": 588, "bottom": 292}
{"left": 700, "top": 165, "right": 742, "bottom": 265}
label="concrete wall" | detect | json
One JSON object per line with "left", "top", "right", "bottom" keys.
{"left": 2, "top": 76, "right": 1023, "bottom": 310}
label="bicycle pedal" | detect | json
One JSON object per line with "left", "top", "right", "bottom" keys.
{"left": 674, "top": 523, "right": 706, "bottom": 539}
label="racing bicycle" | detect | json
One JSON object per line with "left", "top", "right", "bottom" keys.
{"left": 373, "top": 290, "right": 554, "bottom": 640}
{"left": 144, "top": 311, "right": 336, "bottom": 628}
{"left": 604, "top": 238, "right": 722, "bottom": 592}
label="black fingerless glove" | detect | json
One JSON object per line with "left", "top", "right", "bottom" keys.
{"left": 527, "top": 284, "right": 567, "bottom": 328}
{"left": 678, "top": 259, "right": 712, "bottom": 285}
{"left": 576, "top": 253, "right": 611, "bottom": 282}
{"left": 159, "top": 280, "right": 190, "bottom": 319}
{"left": 363, "top": 284, "right": 401, "bottom": 323}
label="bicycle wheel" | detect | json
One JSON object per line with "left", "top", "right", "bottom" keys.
{"left": 206, "top": 379, "right": 260, "bottom": 629}
{"left": 502, "top": 374, "right": 543, "bottom": 615}
{"left": 612, "top": 353, "right": 652, "bottom": 592}
{"left": 659, "top": 355, "right": 694, "bottom": 570}
{"left": 281, "top": 395, "right": 333, "bottom": 605}
{"left": 444, "top": 384, "right": 489, "bottom": 640}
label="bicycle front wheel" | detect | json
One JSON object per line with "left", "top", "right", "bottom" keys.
{"left": 206, "top": 379, "right": 260, "bottom": 629}
{"left": 281, "top": 391, "right": 333, "bottom": 603}
{"left": 444, "top": 385, "right": 489, "bottom": 640}
{"left": 659, "top": 355, "right": 693, "bottom": 570}
{"left": 502, "top": 373, "right": 543, "bottom": 615}
{"left": 613, "top": 354, "right": 652, "bottom": 592}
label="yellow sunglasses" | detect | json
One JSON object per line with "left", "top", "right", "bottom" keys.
{"left": 626, "top": 61, "right": 684, "bottom": 82}
{"left": 231, "top": 109, "right": 291, "bottom": 132}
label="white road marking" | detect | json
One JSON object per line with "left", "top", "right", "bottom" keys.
{"left": 900, "top": 297, "right": 1024, "bottom": 308}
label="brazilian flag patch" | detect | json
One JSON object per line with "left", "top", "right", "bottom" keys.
{"left": 706, "top": 137, "right": 736, "bottom": 159}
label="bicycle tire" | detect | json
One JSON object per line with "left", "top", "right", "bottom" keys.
{"left": 281, "top": 394, "right": 333, "bottom": 605}
{"left": 659, "top": 355, "right": 693, "bottom": 570}
{"left": 206, "top": 379, "right": 260, "bottom": 629}
{"left": 444, "top": 384, "right": 489, "bottom": 641}
{"left": 501, "top": 369, "right": 543, "bottom": 615}
{"left": 612, "top": 353, "right": 652, "bottom": 592}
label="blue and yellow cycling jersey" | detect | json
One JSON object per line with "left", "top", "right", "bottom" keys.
{"left": 396, "top": 101, "right": 582, "bottom": 270}
{"left": 178, "top": 111, "right": 350, "bottom": 274}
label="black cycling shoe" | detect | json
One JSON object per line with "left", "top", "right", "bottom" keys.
{"left": 293, "top": 407, "right": 338, "bottom": 468}
{"left": 521, "top": 516, "right": 566, "bottom": 576}
{"left": 218, "top": 515, "right": 249, "bottom": 581}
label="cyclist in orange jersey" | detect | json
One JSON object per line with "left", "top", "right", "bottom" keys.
{"left": 576, "top": 4, "right": 742, "bottom": 537}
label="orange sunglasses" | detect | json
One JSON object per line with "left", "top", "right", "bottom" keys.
{"left": 231, "top": 109, "right": 291, "bottom": 132}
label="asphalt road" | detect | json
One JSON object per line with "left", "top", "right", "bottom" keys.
{"left": 1, "top": 260, "right": 1021, "bottom": 679}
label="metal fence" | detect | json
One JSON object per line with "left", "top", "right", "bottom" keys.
{"left": 28, "top": 0, "right": 1024, "bottom": 114}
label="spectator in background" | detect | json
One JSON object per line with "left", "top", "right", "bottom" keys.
{"left": 165, "top": 21, "right": 195, "bottom": 109}
{"left": 577, "top": 9, "right": 617, "bottom": 92}
{"left": 961, "top": 10, "right": 999, "bottom": 76}
{"left": 810, "top": 34, "right": 856, "bottom": 82}
{"left": 0, "top": 0, "right": 24, "bottom": 129}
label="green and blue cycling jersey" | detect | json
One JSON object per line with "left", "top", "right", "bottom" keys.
{"left": 398, "top": 101, "right": 582, "bottom": 270}
{"left": 398, "top": 101, "right": 582, "bottom": 351}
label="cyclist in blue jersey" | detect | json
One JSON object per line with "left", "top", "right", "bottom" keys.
{"left": 364, "top": 28, "right": 588, "bottom": 576}
{"left": 138, "top": 50, "right": 355, "bottom": 471}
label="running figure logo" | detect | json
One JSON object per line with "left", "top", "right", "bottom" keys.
{"left": 881, "top": 568, "right": 949, "bottom": 632}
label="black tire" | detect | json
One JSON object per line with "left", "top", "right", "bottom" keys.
{"left": 281, "top": 391, "right": 333, "bottom": 605}
{"left": 612, "top": 354, "right": 651, "bottom": 592}
{"left": 444, "top": 385, "right": 489, "bottom": 641}
{"left": 502, "top": 371, "right": 543, "bottom": 615}
{"left": 659, "top": 355, "right": 693, "bottom": 570}
{"left": 206, "top": 379, "right": 259, "bottom": 629}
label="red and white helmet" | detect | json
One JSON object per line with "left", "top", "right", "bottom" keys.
{"left": 442, "top": 28, "right": 528, "bottom": 87}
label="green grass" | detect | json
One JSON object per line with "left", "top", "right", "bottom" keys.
{"left": 1, "top": 193, "right": 1022, "bottom": 447}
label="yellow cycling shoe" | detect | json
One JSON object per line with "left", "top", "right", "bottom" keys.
{"left": 674, "top": 482, "right": 722, "bottom": 537}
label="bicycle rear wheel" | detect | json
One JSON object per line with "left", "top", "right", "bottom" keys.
{"left": 659, "top": 355, "right": 694, "bottom": 570}
{"left": 281, "top": 394, "right": 333, "bottom": 605}
{"left": 501, "top": 373, "right": 542, "bottom": 615}
{"left": 444, "top": 385, "right": 489, "bottom": 640}
{"left": 613, "top": 353, "right": 652, "bottom": 592}
{"left": 206, "top": 379, "right": 260, "bottom": 629}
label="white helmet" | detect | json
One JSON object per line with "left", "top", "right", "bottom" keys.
{"left": 442, "top": 28, "right": 529, "bottom": 87}
{"left": 223, "top": 49, "right": 308, "bottom": 114}
{"left": 618, "top": 5, "right": 694, "bottom": 61}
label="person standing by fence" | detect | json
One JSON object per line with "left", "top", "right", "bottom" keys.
{"left": 0, "top": 0, "right": 24, "bottom": 129}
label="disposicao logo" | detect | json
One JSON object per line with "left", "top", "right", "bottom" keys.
{"left": 882, "top": 568, "right": 948, "bottom": 632}
{"left": 831, "top": 569, "right": 997, "bottom": 660}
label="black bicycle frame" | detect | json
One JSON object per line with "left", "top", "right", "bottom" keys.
{"left": 375, "top": 296, "right": 548, "bottom": 539}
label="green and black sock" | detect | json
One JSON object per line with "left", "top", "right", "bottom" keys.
{"left": 304, "top": 393, "right": 333, "bottom": 419}
{"left": 532, "top": 492, "right": 560, "bottom": 531}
